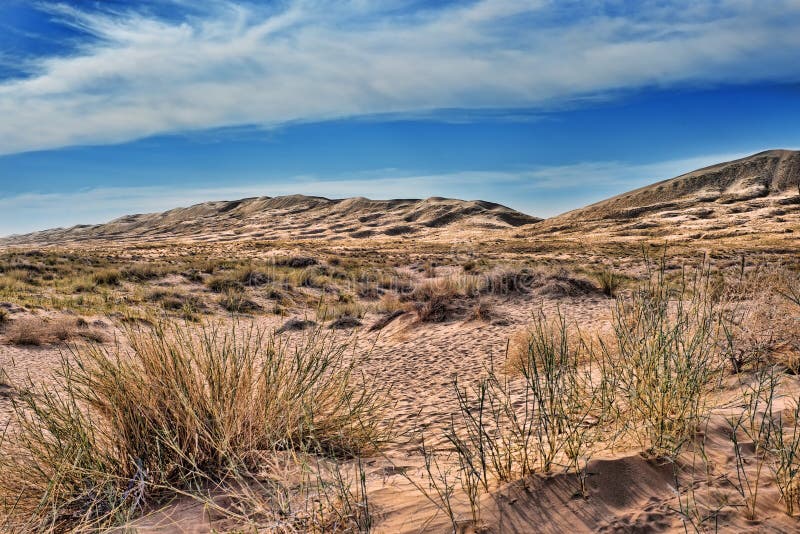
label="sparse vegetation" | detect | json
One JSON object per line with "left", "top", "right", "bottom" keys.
{"left": 1, "top": 239, "right": 799, "bottom": 532}
{"left": 601, "top": 260, "right": 726, "bottom": 456}
{"left": 219, "top": 289, "right": 261, "bottom": 314}
{"left": 595, "top": 265, "right": 622, "bottom": 297}
{"left": 92, "top": 268, "right": 121, "bottom": 286}
{"left": 4, "top": 316, "right": 103, "bottom": 346}
{"left": 0, "top": 321, "right": 388, "bottom": 532}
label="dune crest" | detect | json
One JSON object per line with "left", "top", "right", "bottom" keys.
{"left": 0, "top": 195, "right": 541, "bottom": 246}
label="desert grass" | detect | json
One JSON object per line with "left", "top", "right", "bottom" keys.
{"left": 769, "top": 397, "right": 800, "bottom": 516}
{"left": 465, "top": 299, "right": 493, "bottom": 322}
{"left": 409, "top": 259, "right": 745, "bottom": 529}
{"left": 219, "top": 289, "right": 262, "bottom": 314}
{"left": 4, "top": 316, "right": 106, "bottom": 346}
{"left": 316, "top": 301, "right": 366, "bottom": 323}
{"left": 480, "top": 267, "right": 535, "bottom": 295}
{"left": 728, "top": 365, "right": 782, "bottom": 520}
{"left": 375, "top": 293, "right": 403, "bottom": 315}
{"left": 599, "top": 260, "right": 727, "bottom": 457}
{"left": 0, "top": 321, "right": 389, "bottom": 532}
{"left": 91, "top": 268, "right": 122, "bottom": 286}
{"left": 405, "top": 310, "right": 600, "bottom": 528}
{"left": 594, "top": 265, "right": 622, "bottom": 297}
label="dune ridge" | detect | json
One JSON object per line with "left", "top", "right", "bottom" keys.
{"left": 521, "top": 149, "right": 800, "bottom": 244}
{"left": 0, "top": 195, "right": 541, "bottom": 246}
{"left": 4, "top": 150, "right": 799, "bottom": 249}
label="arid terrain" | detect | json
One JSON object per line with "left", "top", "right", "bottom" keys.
{"left": 1, "top": 150, "right": 799, "bottom": 533}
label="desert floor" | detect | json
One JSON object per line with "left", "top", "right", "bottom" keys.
{"left": 1, "top": 238, "right": 799, "bottom": 533}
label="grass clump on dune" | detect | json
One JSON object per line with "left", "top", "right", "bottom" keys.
{"left": 4, "top": 316, "right": 106, "bottom": 346}
{"left": 0, "top": 321, "right": 387, "bottom": 532}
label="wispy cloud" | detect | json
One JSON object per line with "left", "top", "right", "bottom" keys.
{"left": 0, "top": 150, "right": 753, "bottom": 236}
{"left": 1, "top": 0, "right": 800, "bottom": 155}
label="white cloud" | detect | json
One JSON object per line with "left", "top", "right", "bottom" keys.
{"left": 1, "top": 0, "right": 800, "bottom": 154}
{"left": 0, "top": 150, "right": 761, "bottom": 236}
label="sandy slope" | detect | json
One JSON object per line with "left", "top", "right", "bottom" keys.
{"left": 523, "top": 150, "right": 800, "bottom": 245}
{"left": 0, "top": 195, "right": 540, "bottom": 246}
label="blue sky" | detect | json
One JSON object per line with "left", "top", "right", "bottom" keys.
{"left": 1, "top": 1, "right": 800, "bottom": 236}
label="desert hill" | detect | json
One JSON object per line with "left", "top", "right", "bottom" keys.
{"left": 3, "top": 150, "right": 799, "bottom": 248}
{"left": 525, "top": 149, "right": 800, "bottom": 243}
{"left": 0, "top": 195, "right": 541, "bottom": 246}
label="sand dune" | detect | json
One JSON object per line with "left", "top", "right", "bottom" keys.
{"left": 4, "top": 150, "right": 798, "bottom": 250}
{"left": 525, "top": 149, "right": 800, "bottom": 244}
{"left": 0, "top": 195, "right": 541, "bottom": 246}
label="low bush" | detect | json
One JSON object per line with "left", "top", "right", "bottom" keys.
{"left": 236, "top": 266, "right": 272, "bottom": 287}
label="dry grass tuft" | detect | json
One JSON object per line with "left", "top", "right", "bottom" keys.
{"left": 411, "top": 294, "right": 452, "bottom": 323}
{"left": 4, "top": 316, "right": 105, "bottom": 346}
{"left": 0, "top": 321, "right": 388, "bottom": 532}
{"left": 466, "top": 299, "right": 493, "bottom": 322}
{"left": 219, "top": 289, "right": 261, "bottom": 314}
{"left": 92, "top": 268, "right": 122, "bottom": 286}
{"left": 207, "top": 274, "right": 245, "bottom": 293}
{"left": 595, "top": 266, "right": 623, "bottom": 297}
{"left": 481, "top": 267, "right": 534, "bottom": 295}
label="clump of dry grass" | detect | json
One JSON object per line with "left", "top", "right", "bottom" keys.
{"left": 505, "top": 315, "right": 587, "bottom": 375}
{"left": 92, "top": 268, "right": 121, "bottom": 286}
{"left": 600, "top": 261, "right": 726, "bottom": 457}
{"left": 0, "top": 322, "right": 387, "bottom": 532}
{"left": 317, "top": 301, "right": 365, "bottom": 322}
{"left": 289, "top": 266, "right": 329, "bottom": 289}
{"left": 466, "top": 299, "right": 493, "bottom": 322}
{"left": 376, "top": 293, "right": 403, "bottom": 314}
{"left": 235, "top": 266, "right": 272, "bottom": 287}
{"left": 147, "top": 290, "right": 206, "bottom": 321}
{"left": 595, "top": 266, "right": 622, "bottom": 297}
{"left": 481, "top": 267, "right": 534, "bottom": 295}
{"left": 121, "top": 263, "right": 170, "bottom": 282}
{"left": 274, "top": 255, "right": 318, "bottom": 268}
{"left": 410, "top": 278, "right": 460, "bottom": 303}
{"left": 207, "top": 273, "right": 245, "bottom": 293}
{"left": 219, "top": 289, "right": 261, "bottom": 314}
{"left": 406, "top": 276, "right": 488, "bottom": 323}
{"left": 411, "top": 293, "right": 452, "bottom": 323}
{"left": 715, "top": 265, "right": 800, "bottom": 373}
{"left": 462, "top": 259, "right": 479, "bottom": 273}
{"left": 4, "top": 316, "right": 105, "bottom": 346}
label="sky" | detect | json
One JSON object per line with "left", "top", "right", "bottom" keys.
{"left": 1, "top": 1, "right": 799, "bottom": 236}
